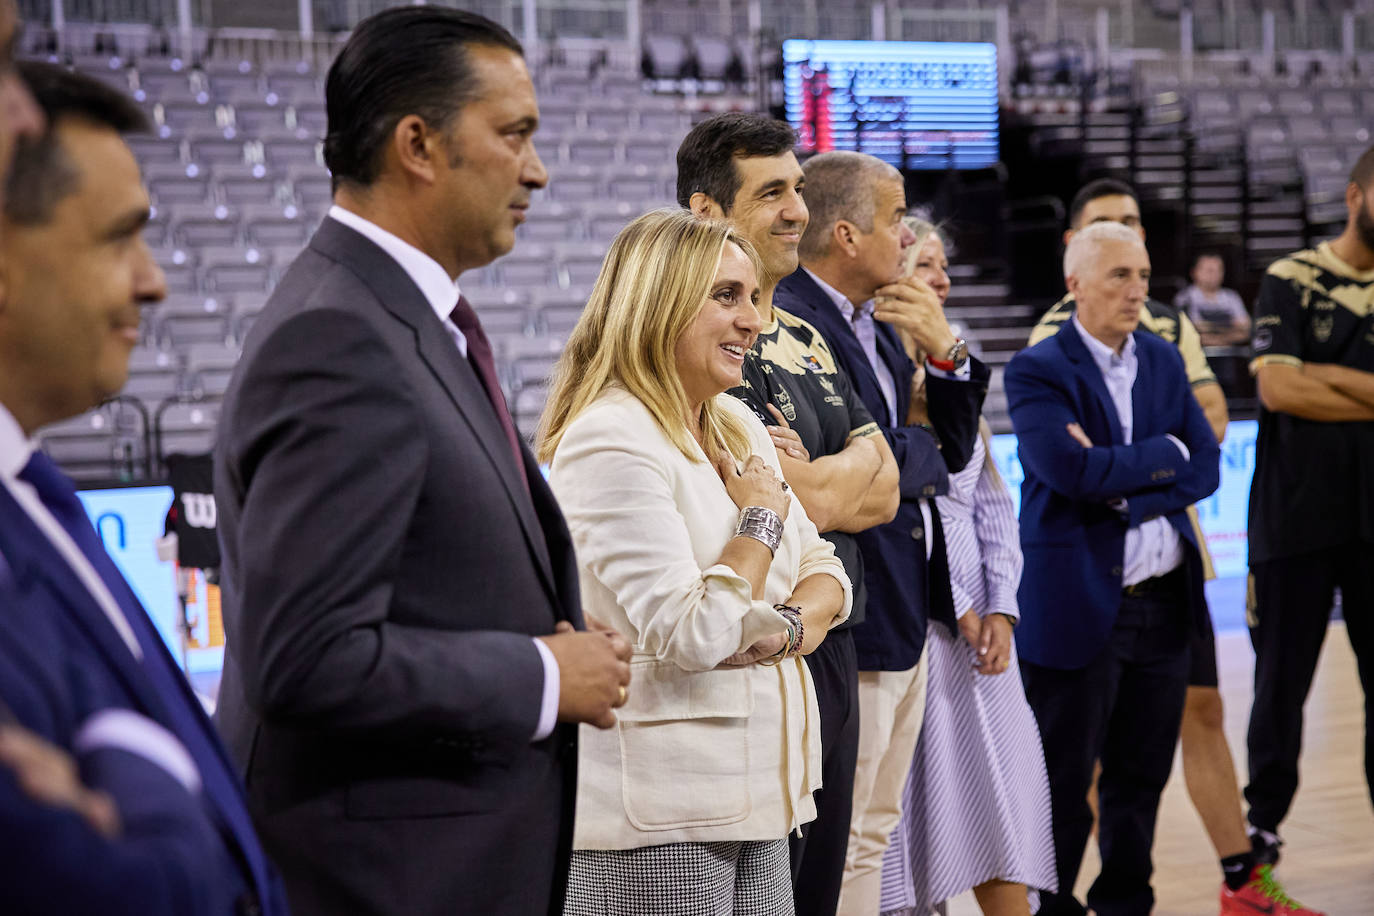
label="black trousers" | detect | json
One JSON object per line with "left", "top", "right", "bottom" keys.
{"left": 1021, "top": 572, "right": 1191, "bottom": 916}
{"left": 789, "top": 628, "right": 859, "bottom": 916}
{"left": 1246, "top": 542, "right": 1374, "bottom": 833}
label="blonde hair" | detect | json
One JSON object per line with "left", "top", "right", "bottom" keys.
{"left": 537, "top": 208, "right": 760, "bottom": 465}
{"left": 900, "top": 215, "right": 946, "bottom": 277}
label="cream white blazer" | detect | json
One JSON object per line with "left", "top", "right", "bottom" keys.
{"left": 550, "top": 388, "right": 852, "bottom": 849}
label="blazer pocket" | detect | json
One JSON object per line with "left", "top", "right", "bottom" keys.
{"left": 616, "top": 661, "right": 754, "bottom": 832}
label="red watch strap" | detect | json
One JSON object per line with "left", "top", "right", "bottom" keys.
{"left": 926, "top": 355, "right": 956, "bottom": 371}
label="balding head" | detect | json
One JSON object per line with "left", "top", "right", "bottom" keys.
{"left": 798, "top": 151, "right": 904, "bottom": 262}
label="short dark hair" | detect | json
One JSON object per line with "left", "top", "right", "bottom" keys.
{"left": 323, "top": 5, "right": 522, "bottom": 189}
{"left": 1067, "top": 177, "right": 1138, "bottom": 229}
{"left": 1192, "top": 249, "right": 1224, "bottom": 268}
{"left": 6, "top": 61, "right": 149, "bottom": 226}
{"left": 1350, "top": 144, "right": 1374, "bottom": 188}
{"left": 675, "top": 112, "right": 796, "bottom": 213}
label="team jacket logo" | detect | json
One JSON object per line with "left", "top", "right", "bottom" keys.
{"left": 801, "top": 355, "right": 823, "bottom": 373}
{"left": 774, "top": 388, "right": 798, "bottom": 422}
{"left": 180, "top": 493, "right": 218, "bottom": 529}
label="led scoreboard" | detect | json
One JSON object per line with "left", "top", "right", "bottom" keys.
{"left": 783, "top": 39, "right": 999, "bottom": 170}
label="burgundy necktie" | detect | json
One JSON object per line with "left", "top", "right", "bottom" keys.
{"left": 449, "top": 296, "right": 529, "bottom": 492}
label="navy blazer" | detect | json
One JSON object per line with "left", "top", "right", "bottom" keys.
{"left": 775, "top": 268, "right": 989, "bottom": 670}
{"left": 0, "top": 503, "right": 286, "bottom": 916}
{"left": 1004, "top": 320, "right": 1221, "bottom": 671}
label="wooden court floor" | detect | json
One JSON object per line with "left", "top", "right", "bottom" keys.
{"left": 948, "top": 622, "right": 1373, "bottom": 915}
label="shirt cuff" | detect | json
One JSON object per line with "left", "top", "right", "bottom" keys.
{"left": 923, "top": 359, "right": 972, "bottom": 380}
{"left": 531, "top": 637, "right": 560, "bottom": 742}
{"left": 74, "top": 708, "right": 201, "bottom": 794}
{"left": 1165, "top": 434, "right": 1190, "bottom": 461}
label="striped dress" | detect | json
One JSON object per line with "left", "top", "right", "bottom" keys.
{"left": 878, "top": 433, "right": 1057, "bottom": 914}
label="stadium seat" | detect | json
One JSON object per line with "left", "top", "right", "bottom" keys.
{"left": 155, "top": 398, "right": 221, "bottom": 465}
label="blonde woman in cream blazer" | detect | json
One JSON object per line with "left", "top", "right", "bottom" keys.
{"left": 540, "top": 210, "right": 851, "bottom": 916}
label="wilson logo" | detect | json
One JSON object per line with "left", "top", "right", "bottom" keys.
{"left": 180, "top": 493, "right": 218, "bottom": 529}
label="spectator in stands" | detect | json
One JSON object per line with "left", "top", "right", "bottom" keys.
{"left": 878, "top": 220, "right": 1055, "bottom": 916}
{"left": 774, "top": 149, "right": 989, "bottom": 916}
{"left": 538, "top": 208, "right": 850, "bottom": 915}
{"left": 1006, "top": 221, "right": 1222, "bottom": 916}
{"left": 213, "top": 8, "right": 631, "bottom": 915}
{"left": 1175, "top": 252, "right": 1251, "bottom": 347}
{"left": 1028, "top": 177, "right": 1301, "bottom": 912}
{"left": 0, "top": 61, "right": 289, "bottom": 916}
{"left": 1246, "top": 144, "right": 1374, "bottom": 873}
{"left": 676, "top": 111, "right": 900, "bottom": 916}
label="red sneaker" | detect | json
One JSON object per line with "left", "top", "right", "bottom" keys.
{"left": 1219, "top": 865, "right": 1326, "bottom": 915}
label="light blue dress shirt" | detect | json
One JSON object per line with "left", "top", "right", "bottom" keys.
{"left": 1072, "top": 315, "right": 1187, "bottom": 586}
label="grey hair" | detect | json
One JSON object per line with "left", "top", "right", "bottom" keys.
{"left": 798, "top": 151, "right": 903, "bottom": 261}
{"left": 1063, "top": 220, "right": 1145, "bottom": 280}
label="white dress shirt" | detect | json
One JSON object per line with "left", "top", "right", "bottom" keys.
{"left": 327, "top": 206, "right": 560, "bottom": 742}
{"left": 0, "top": 402, "right": 142, "bottom": 658}
{"left": 1072, "top": 315, "right": 1187, "bottom": 586}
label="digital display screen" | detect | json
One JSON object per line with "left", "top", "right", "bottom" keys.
{"left": 78, "top": 485, "right": 224, "bottom": 675}
{"left": 783, "top": 39, "right": 999, "bottom": 169}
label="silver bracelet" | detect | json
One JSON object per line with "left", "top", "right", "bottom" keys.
{"left": 735, "top": 506, "right": 784, "bottom": 555}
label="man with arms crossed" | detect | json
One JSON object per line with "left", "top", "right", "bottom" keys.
{"left": 677, "top": 112, "right": 901, "bottom": 916}
{"left": 1246, "top": 144, "right": 1374, "bottom": 877}
{"left": 1027, "top": 177, "right": 1311, "bottom": 910}
{"left": 0, "top": 60, "right": 289, "bottom": 915}
{"left": 1008, "top": 222, "right": 1309, "bottom": 916}
{"left": 214, "top": 8, "right": 631, "bottom": 915}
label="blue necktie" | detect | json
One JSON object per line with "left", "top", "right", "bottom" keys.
{"left": 18, "top": 450, "right": 274, "bottom": 907}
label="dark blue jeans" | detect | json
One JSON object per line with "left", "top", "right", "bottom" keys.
{"left": 1022, "top": 571, "right": 1192, "bottom": 916}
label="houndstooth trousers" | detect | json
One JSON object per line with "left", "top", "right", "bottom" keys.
{"left": 564, "top": 839, "right": 795, "bottom": 916}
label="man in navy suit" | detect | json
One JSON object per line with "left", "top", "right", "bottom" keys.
{"left": 0, "top": 553, "right": 246, "bottom": 915}
{"left": 1005, "top": 221, "right": 1221, "bottom": 916}
{"left": 769, "top": 149, "right": 989, "bottom": 914}
{"left": 0, "top": 62, "right": 288, "bottom": 915}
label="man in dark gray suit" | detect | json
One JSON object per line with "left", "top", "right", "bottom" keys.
{"left": 213, "top": 8, "right": 632, "bottom": 915}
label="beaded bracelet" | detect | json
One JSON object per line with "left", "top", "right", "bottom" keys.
{"left": 775, "top": 604, "right": 804, "bottom": 658}
{"left": 759, "top": 604, "right": 805, "bottom": 666}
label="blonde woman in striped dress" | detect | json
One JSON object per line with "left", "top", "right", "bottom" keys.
{"left": 878, "top": 221, "right": 1056, "bottom": 916}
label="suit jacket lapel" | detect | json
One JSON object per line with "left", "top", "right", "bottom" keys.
{"left": 874, "top": 321, "right": 914, "bottom": 425}
{"left": 779, "top": 270, "right": 894, "bottom": 422}
{"left": 1130, "top": 331, "right": 1150, "bottom": 439}
{"left": 0, "top": 491, "right": 176, "bottom": 724}
{"left": 1057, "top": 320, "right": 1126, "bottom": 445}
{"left": 308, "top": 220, "right": 561, "bottom": 604}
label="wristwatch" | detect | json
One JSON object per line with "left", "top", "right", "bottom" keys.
{"left": 926, "top": 338, "right": 968, "bottom": 372}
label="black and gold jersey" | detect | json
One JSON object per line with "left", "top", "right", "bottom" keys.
{"left": 1029, "top": 293, "right": 1218, "bottom": 388}
{"left": 1248, "top": 242, "right": 1374, "bottom": 564}
{"left": 728, "top": 306, "right": 879, "bottom": 628}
